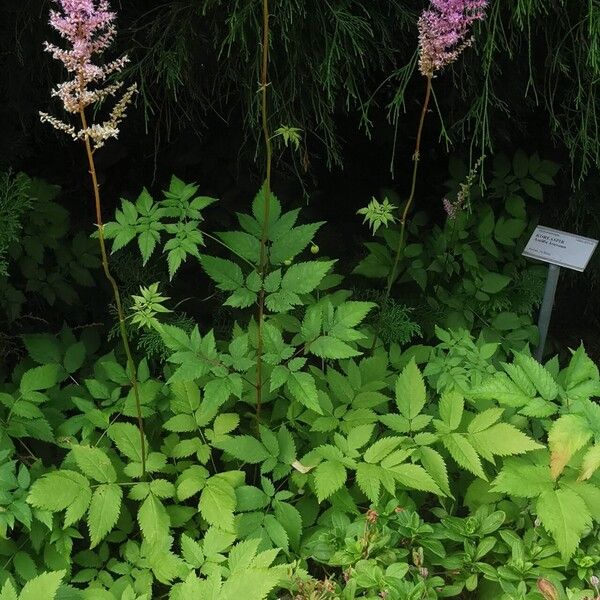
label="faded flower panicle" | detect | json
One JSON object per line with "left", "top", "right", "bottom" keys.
{"left": 442, "top": 155, "right": 484, "bottom": 219}
{"left": 40, "top": 0, "right": 137, "bottom": 148}
{"left": 418, "top": 0, "right": 488, "bottom": 77}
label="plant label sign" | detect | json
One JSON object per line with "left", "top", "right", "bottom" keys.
{"left": 522, "top": 225, "right": 598, "bottom": 272}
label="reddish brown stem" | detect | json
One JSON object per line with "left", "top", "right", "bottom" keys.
{"left": 256, "top": 0, "right": 273, "bottom": 417}
{"left": 78, "top": 106, "right": 146, "bottom": 477}
{"left": 371, "top": 76, "right": 433, "bottom": 352}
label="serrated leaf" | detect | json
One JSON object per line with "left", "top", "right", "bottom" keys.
{"left": 309, "top": 336, "right": 360, "bottom": 359}
{"left": 88, "top": 483, "right": 122, "bottom": 547}
{"left": 395, "top": 359, "right": 426, "bottom": 420}
{"left": 314, "top": 460, "right": 346, "bottom": 502}
{"left": 138, "top": 494, "right": 170, "bottom": 545}
{"left": 71, "top": 445, "right": 116, "bottom": 483}
{"left": 391, "top": 463, "right": 443, "bottom": 495}
{"left": 467, "top": 408, "right": 504, "bottom": 433}
{"left": 213, "top": 413, "right": 240, "bottom": 436}
{"left": 264, "top": 514, "right": 289, "bottom": 552}
{"left": 439, "top": 390, "right": 463, "bottom": 430}
{"left": 225, "top": 287, "right": 258, "bottom": 308}
{"left": 252, "top": 185, "right": 281, "bottom": 230}
{"left": 236, "top": 485, "right": 269, "bottom": 512}
{"left": 287, "top": 371, "right": 322, "bottom": 414}
{"left": 217, "top": 231, "right": 261, "bottom": 263}
{"left": 20, "top": 364, "right": 62, "bottom": 394}
{"left": 491, "top": 459, "right": 553, "bottom": 497}
{"left": 480, "top": 272, "right": 511, "bottom": 294}
{"left": 199, "top": 255, "right": 244, "bottom": 291}
{"left": 364, "top": 437, "right": 403, "bottom": 464}
{"left": 138, "top": 229, "right": 158, "bottom": 265}
{"left": 442, "top": 434, "right": 486, "bottom": 480}
{"left": 579, "top": 445, "right": 600, "bottom": 481}
{"left": 347, "top": 424, "right": 375, "bottom": 450}
{"left": 514, "top": 353, "right": 559, "bottom": 400}
{"left": 536, "top": 488, "right": 592, "bottom": 561}
{"left": 356, "top": 462, "right": 381, "bottom": 503}
{"left": 22, "top": 334, "right": 61, "bottom": 365}
{"left": 0, "top": 579, "right": 17, "bottom": 600}
{"left": 469, "top": 423, "right": 543, "bottom": 459}
{"left": 19, "top": 571, "right": 65, "bottom": 600}
{"left": 163, "top": 414, "right": 197, "bottom": 432}
{"left": 273, "top": 501, "right": 302, "bottom": 550}
{"left": 216, "top": 435, "right": 270, "bottom": 464}
{"left": 107, "top": 423, "right": 146, "bottom": 463}
{"left": 548, "top": 414, "right": 593, "bottom": 480}
{"left": 270, "top": 222, "right": 324, "bottom": 265}
{"left": 181, "top": 533, "right": 204, "bottom": 568}
{"left": 64, "top": 341, "right": 86, "bottom": 373}
{"left": 419, "top": 447, "right": 452, "bottom": 497}
{"left": 150, "top": 479, "right": 175, "bottom": 499}
{"left": 28, "top": 470, "right": 90, "bottom": 512}
{"left": 199, "top": 477, "right": 236, "bottom": 530}
{"left": 281, "top": 261, "right": 335, "bottom": 294}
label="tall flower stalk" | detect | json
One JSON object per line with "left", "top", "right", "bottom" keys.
{"left": 255, "top": 0, "right": 273, "bottom": 416}
{"left": 373, "top": 0, "right": 488, "bottom": 350}
{"left": 40, "top": 0, "right": 145, "bottom": 475}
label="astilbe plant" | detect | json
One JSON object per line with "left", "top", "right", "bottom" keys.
{"left": 370, "top": 0, "right": 488, "bottom": 349}
{"left": 39, "top": 0, "right": 146, "bottom": 474}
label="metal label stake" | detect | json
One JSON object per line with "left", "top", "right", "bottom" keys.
{"left": 522, "top": 225, "right": 598, "bottom": 363}
{"left": 535, "top": 263, "right": 560, "bottom": 362}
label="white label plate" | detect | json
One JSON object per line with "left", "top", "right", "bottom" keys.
{"left": 522, "top": 225, "right": 598, "bottom": 272}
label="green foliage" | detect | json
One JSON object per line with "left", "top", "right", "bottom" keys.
{"left": 0, "top": 171, "right": 31, "bottom": 277}
{"left": 2, "top": 179, "right": 599, "bottom": 599}
{"left": 355, "top": 151, "right": 556, "bottom": 348}
{"left": 0, "top": 175, "right": 100, "bottom": 323}
{"left": 102, "top": 176, "right": 216, "bottom": 279}
{"left": 357, "top": 197, "right": 397, "bottom": 235}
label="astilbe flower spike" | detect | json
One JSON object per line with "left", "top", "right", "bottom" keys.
{"left": 40, "top": 0, "right": 137, "bottom": 148}
{"left": 418, "top": 0, "right": 488, "bottom": 77}
{"left": 40, "top": 0, "right": 146, "bottom": 476}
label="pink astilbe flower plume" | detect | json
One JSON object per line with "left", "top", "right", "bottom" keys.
{"left": 40, "top": 0, "right": 137, "bottom": 148}
{"left": 418, "top": 0, "right": 488, "bottom": 77}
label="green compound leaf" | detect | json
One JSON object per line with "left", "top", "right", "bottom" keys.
{"left": 395, "top": 359, "right": 426, "bottom": 420}
{"left": 88, "top": 483, "right": 122, "bottom": 548}
{"left": 314, "top": 460, "right": 346, "bottom": 502}
{"left": 468, "top": 423, "right": 543, "bottom": 461}
{"left": 442, "top": 434, "right": 486, "bottom": 480}
{"left": 548, "top": 414, "right": 593, "bottom": 480}
{"left": 215, "top": 435, "right": 270, "bottom": 464}
{"left": 281, "top": 260, "right": 335, "bottom": 294}
{"left": 71, "top": 445, "right": 116, "bottom": 484}
{"left": 309, "top": 335, "right": 361, "bottom": 359}
{"left": 536, "top": 488, "right": 592, "bottom": 561}
{"left": 199, "top": 255, "right": 244, "bottom": 291}
{"left": 138, "top": 493, "right": 170, "bottom": 545}
{"left": 513, "top": 353, "right": 559, "bottom": 401}
{"left": 287, "top": 371, "right": 322, "bottom": 414}
{"left": 491, "top": 458, "right": 554, "bottom": 498}
{"left": 199, "top": 476, "right": 236, "bottom": 531}
{"left": 20, "top": 364, "right": 63, "bottom": 394}
{"left": 28, "top": 470, "right": 90, "bottom": 513}
{"left": 391, "top": 463, "right": 443, "bottom": 495}
{"left": 356, "top": 462, "right": 382, "bottom": 504}
{"left": 19, "top": 571, "right": 65, "bottom": 600}
{"left": 270, "top": 222, "right": 324, "bottom": 265}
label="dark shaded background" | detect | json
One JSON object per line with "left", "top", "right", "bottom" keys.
{"left": 2, "top": 0, "right": 600, "bottom": 356}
